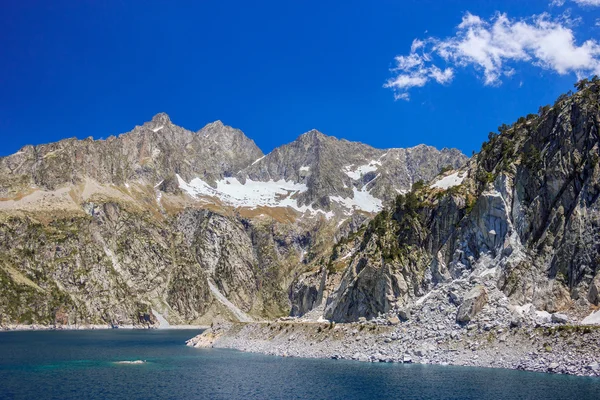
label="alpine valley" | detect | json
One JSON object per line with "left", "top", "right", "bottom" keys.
{"left": 4, "top": 80, "right": 600, "bottom": 377}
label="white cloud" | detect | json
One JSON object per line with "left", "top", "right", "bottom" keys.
{"left": 553, "top": 0, "right": 600, "bottom": 7}
{"left": 386, "top": 11, "right": 600, "bottom": 100}
{"left": 429, "top": 65, "right": 455, "bottom": 84}
{"left": 573, "top": 0, "right": 600, "bottom": 6}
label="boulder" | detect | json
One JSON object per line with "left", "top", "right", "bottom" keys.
{"left": 456, "top": 285, "right": 488, "bottom": 323}
{"left": 587, "top": 274, "right": 600, "bottom": 305}
{"left": 398, "top": 307, "right": 411, "bottom": 321}
{"left": 551, "top": 313, "right": 569, "bottom": 324}
{"left": 586, "top": 362, "right": 600, "bottom": 372}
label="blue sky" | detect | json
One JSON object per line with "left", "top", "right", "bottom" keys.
{"left": 1, "top": 0, "right": 600, "bottom": 157}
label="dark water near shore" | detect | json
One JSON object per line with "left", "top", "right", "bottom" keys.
{"left": 0, "top": 330, "right": 599, "bottom": 399}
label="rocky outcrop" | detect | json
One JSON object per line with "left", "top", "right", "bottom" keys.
{"left": 456, "top": 285, "right": 488, "bottom": 323}
{"left": 0, "top": 197, "right": 332, "bottom": 326}
{"left": 299, "top": 79, "right": 600, "bottom": 324}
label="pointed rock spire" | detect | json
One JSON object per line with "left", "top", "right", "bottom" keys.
{"left": 151, "top": 112, "right": 171, "bottom": 125}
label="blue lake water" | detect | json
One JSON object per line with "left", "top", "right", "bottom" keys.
{"left": 0, "top": 329, "right": 599, "bottom": 399}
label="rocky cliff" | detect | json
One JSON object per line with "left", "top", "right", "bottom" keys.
{"left": 0, "top": 113, "right": 465, "bottom": 327}
{"left": 291, "top": 78, "right": 600, "bottom": 328}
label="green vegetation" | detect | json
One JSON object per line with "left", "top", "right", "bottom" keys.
{"left": 521, "top": 145, "right": 542, "bottom": 172}
{"left": 439, "top": 165, "right": 454, "bottom": 174}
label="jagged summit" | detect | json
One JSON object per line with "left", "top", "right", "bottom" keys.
{"left": 150, "top": 112, "right": 171, "bottom": 124}
{"left": 297, "top": 129, "right": 327, "bottom": 140}
{"left": 197, "top": 120, "right": 245, "bottom": 140}
{"left": 198, "top": 120, "right": 224, "bottom": 133}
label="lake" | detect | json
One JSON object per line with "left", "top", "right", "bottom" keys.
{"left": 0, "top": 329, "right": 599, "bottom": 399}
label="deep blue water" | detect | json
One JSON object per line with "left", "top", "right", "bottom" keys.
{"left": 0, "top": 330, "right": 599, "bottom": 400}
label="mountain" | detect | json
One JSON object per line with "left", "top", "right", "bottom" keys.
{"left": 0, "top": 113, "right": 263, "bottom": 194}
{"left": 237, "top": 130, "right": 465, "bottom": 212}
{"left": 292, "top": 78, "right": 600, "bottom": 328}
{"left": 0, "top": 115, "right": 465, "bottom": 327}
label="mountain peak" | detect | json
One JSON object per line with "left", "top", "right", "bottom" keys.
{"left": 301, "top": 129, "right": 326, "bottom": 138}
{"left": 294, "top": 129, "right": 331, "bottom": 146}
{"left": 151, "top": 112, "right": 171, "bottom": 125}
{"left": 199, "top": 120, "right": 226, "bottom": 132}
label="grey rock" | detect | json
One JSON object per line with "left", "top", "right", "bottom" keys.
{"left": 456, "top": 286, "right": 488, "bottom": 323}
{"left": 398, "top": 308, "right": 411, "bottom": 321}
{"left": 586, "top": 362, "right": 600, "bottom": 371}
{"left": 551, "top": 313, "right": 569, "bottom": 324}
{"left": 548, "top": 362, "right": 560, "bottom": 372}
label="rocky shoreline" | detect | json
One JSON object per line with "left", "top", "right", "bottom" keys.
{"left": 0, "top": 323, "right": 207, "bottom": 332}
{"left": 187, "top": 320, "right": 600, "bottom": 377}
{"left": 189, "top": 266, "right": 600, "bottom": 378}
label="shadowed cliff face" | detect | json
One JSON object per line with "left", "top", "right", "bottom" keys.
{"left": 309, "top": 79, "right": 600, "bottom": 322}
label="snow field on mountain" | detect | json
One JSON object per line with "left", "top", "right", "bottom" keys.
{"left": 178, "top": 174, "right": 382, "bottom": 214}
{"left": 430, "top": 171, "right": 464, "bottom": 189}
{"left": 329, "top": 188, "right": 383, "bottom": 214}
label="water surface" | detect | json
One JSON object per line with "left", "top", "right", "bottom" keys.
{"left": 0, "top": 330, "right": 599, "bottom": 399}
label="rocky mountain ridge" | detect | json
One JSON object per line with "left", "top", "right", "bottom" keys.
{"left": 0, "top": 113, "right": 465, "bottom": 327}
{"left": 0, "top": 114, "right": 466, "bottom": 217}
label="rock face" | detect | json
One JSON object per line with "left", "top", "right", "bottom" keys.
{"left": 0, "top": 113, "right": 464, "bottom": 326}
{"left": 302, "top": 79, "right": 600, "bottom": 324}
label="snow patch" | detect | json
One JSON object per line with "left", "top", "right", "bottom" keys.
{"left": 151, "top": 126, "right": 164, "bottom": 132}
{"left": 431, "top": 172, "right": 464, "bottom": 190}
{"left": 299, "top": 166, "right": 310, "bottom": 172}
{"left": 251, "top": 156, "right": 265, "bottom": 165}
{"left": 177, "top": 175, "right": 333, "bottom": 218}
{"left": 343, "top": 159, "right": 382, "bottom": 180}
{"left": 582, "top": 310, "right": 600, "bottom": 325}
{"left": 329, "top": 188, "right": 383, "bottom": 213}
